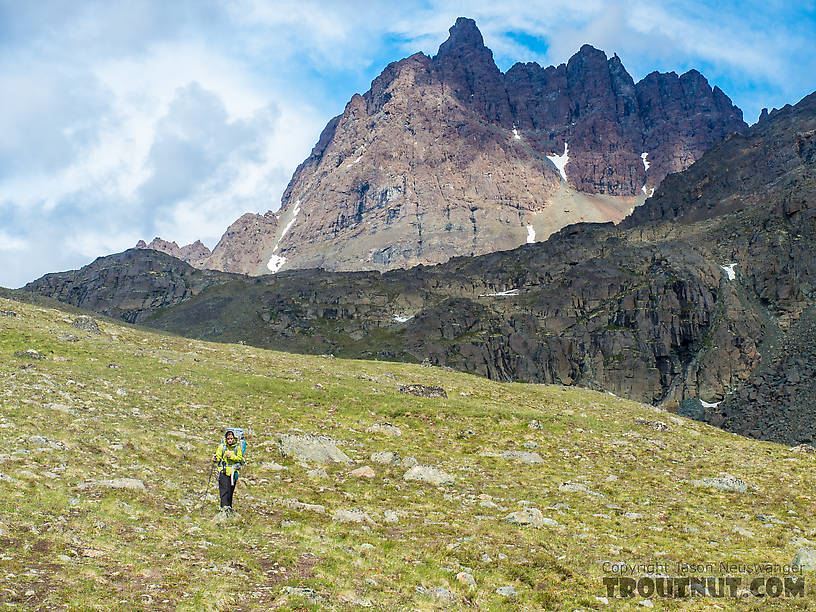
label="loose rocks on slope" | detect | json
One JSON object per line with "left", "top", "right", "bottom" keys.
{"left": 399, "top": 384, "right": 447, "bottom": 398}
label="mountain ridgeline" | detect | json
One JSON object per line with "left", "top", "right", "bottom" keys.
{"left": 140, "top": 17, "right": 746, "bottom": 276}
{"left": 26, "top": 91, "right": 816, "bottom": 445}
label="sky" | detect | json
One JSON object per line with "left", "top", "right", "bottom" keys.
{"left": 1, "top": 0, "right": 814, "bottom": 288}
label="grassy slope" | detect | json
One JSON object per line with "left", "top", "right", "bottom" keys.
{"left": 0, "top": 295, "right": 814, "bottom": 611}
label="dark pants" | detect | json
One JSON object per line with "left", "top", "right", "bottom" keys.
{"left": 218, "top": 471, "right": 236, "bottom": 508}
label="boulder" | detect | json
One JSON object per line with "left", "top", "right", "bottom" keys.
{"left": 401, "top": 456, "right": 419, "bottom": 468}
{"left": 71, "top": 316, "right": 101, "bottom": 334}
{"left": 500, "top": 450, "right": 544, "bottom": 464}
{"left": 456, "top": 571, "right": 476, "bottom": 588}
{"left": 428, "top": 587, "right": 457, "bottom": 603}
{"left": 559, "top": 481, "right": 604, "bottom": 498}
{"left": 78, "top": 478, "right": 146, "bottom": 491}
{"left": 504, "top": 508, "right": 558, "bottom": 528}
{"left": 403, "top": 465, "right": 454, "bottom": 486}
{"left": 792, "top": 547, "right": 816, "bottom": 571}
{"left": 366, "top": 423, "right": 403, "bottom": 437}
{"left": 691, "top": 473, "right": 750, "bottom": 493}
{"left": 399, "top": 384, "right": 447, "bottom": 398}
{"left": 332, "top": 508, "right": 375, "bottom": 525}
{"left": 370, "top": 451, "right": 401, "bottom": 465}
{"left": 275, "top": 433, "right": 351, "bottom": 464}
{"left": 677, "top": 398, "right": 706, "bottom": 421}
{"left": 349, "top": 466, "right": 376, "bottom": 478}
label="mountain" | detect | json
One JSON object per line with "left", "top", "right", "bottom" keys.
{"left": 5, "top": 294, "right": 815, "bottom": 608}
{"left": 26, "top": 90, "right": 815, "bottom": 445}
{"left": 142, "top": 17, "right": 746, "bottom": 276}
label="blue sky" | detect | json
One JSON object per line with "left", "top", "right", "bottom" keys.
{"left": 1, "top": 0, "right": 814, "bottom": 288}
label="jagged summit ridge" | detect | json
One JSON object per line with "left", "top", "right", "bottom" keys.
{"left": 135, "top": 237, "right": 211, "bottom": 267}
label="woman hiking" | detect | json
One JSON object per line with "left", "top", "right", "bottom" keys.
{"left": 212, "top": 428, "right": 244, "bottom": 514}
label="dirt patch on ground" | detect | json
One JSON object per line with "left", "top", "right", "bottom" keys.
{"left": 0, "top": 531, "right": 61, "bottom": 611}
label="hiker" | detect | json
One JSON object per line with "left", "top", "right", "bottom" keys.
{"left": 212, "top": 428, "right": 244, "bottom": 513}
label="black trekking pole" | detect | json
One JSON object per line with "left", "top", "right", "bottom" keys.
{"left": 201, "top": 461, "right": 216, "bottom": 501}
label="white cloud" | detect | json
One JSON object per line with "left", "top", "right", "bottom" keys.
{"left": 0, "top": 231, "right": 28, "bottom": 252}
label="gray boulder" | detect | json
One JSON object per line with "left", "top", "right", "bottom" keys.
{"left": 332, "top": 508, "right": 375, "bottom": 525}
{"left": 792, "top": 547, "right": 816, "bottom": 571}
{"left": 678, "top": 398, "right": 706, "bottom": 421}
{"left": 504, "top": 508, "right": 558, "bottom": 528}
{"left": 500, "top": 450, "right": 544, "bottom": 465}
{"left": 428, "top": 587, "right": 457, "bottom": 603}
{"left": 72, "top": 316, "right": 101, "bottom": 334}
{"left": 275, "top": 433, "right": 351, "bottom": 464}
{"left": 403, "top": 465, "right": 454, "bottom": 486}
{"left": 399, "top": 384, "right": 447, "bottom": 398}
{"left": 559, "top": 481, "right": 605, "bottom": 498}
{"left": 400, "top": 456, "right": 419, "bottom": 468}
{"left": 370, "top": 451, "right": 401, "bottom": 465}
{"left": 366, "top": 423, "right": 402, "bottom": 437}
{"left": 78, "top": 478, "right": 146, "bottom": 491}
{"left": 691, "top": 473, "right": 750, "bottom": 493}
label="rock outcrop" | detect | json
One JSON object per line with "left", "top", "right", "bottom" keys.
{"left": 204, "top": 212, "right": 279, "bottom": 274}
{"left": 135, "top": 238, "right": 211, "bottom": 267}
{"left": 25, "top": 248, "right": 235, "bottom": 324}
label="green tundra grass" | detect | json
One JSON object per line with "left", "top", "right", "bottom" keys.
{"left": 0, "top": 295, "right": 814, "bottom": 610}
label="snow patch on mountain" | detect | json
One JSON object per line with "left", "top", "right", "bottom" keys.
{"left": 266, "top": 199, "right": 301, "bottom": 273}
{"left": 547, "top": 143, "right": 569, "bottom": 182}
{"left": 479, "top": 288, "right": 520, "bottom": 297}
{"left": 266, "top": 253, "right": 286, "bottom": 273}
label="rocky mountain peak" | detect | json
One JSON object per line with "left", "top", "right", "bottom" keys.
{"left": 187, "top": 17, "right": 747, "bottom": 276}
{"left": 436, "top": 17, "right": 486, "bottom": 54}
{"left": 433, "top": 17, "right": 511, "bottom": 125}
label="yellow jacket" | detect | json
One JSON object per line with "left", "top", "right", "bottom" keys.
{"left": 215, "top": 441, "right": 244, "bottom": 477}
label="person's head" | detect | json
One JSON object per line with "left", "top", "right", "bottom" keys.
{"left": 225, "top": 430, "right": 236, "bottom": 444}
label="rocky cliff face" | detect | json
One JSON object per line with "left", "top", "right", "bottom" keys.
{"left": 203, "top": 212, "right": 279, "bottom": 274}
{"left": 201, "top": 17, "right": 745, "bottom": 276}
{"left": 135, "top": 238, "right": 211, "bottom": 267}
